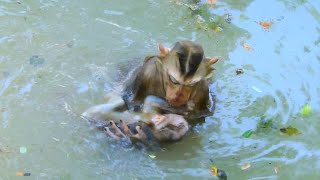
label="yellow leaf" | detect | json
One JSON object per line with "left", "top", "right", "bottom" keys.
{"left": 214, "top": 27, "right": 223, "bottom": 32}
{"left": 300, "top": 104, "right": 312, "bottom": 117}
{"left": 211, "top": 166, "right": 218, "bottom": 176}
{"left": 16, "top": 172, "right": 24, "bottom": 176}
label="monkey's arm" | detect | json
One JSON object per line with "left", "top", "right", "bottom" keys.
{"left": 81, "top": 92, "right": 148, "bottom": 125}
{"left": 123, "top": 57, "right": 166, "bottom": 110}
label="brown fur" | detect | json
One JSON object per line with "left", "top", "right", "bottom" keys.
{"left": 123, "top": 41, "right": 217, "bottom": 116}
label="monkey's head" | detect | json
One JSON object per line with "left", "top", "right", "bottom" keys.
{"left": 158, "top": 41, "right": 219, "bottom": 107}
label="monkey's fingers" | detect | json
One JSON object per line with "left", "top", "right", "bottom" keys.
{"left": 120, "top": 120, "right": 132, "bottom": 136}
{"left": 104, "top": 127, "right": 121, "bottom": 140}
{"left": 152, "top": 115, "right": 168, "bottom": 129}
{"left": 110, "top": 121, "right": 126, "bottom": 138}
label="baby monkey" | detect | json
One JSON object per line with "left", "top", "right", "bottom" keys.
{"left": 104, "top": 113, "right": 189, "bottom": 143}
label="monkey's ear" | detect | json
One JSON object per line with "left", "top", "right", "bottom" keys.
{"left": 205, "top": 57, "right": 219, "bottom": 79}
{"left": 159, "top": 43, "right": 170, "bottom": 57}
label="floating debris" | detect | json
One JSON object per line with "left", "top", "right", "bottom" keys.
{"left": 103, "top": 10, "right": 124, "bottom": 16}
{"left": 224, "top": 14, "right": 232, "bottom": 24}
{"left": 210, "top": 160, "right": 227, "bottom": 180}
{"left": 19, "top": 146, "right": 27, "bottom": 154}
{"left": 252, "top": 86, "right": 262, "bottom": 93}
{"left": 184, "top": 4, "right": 199, "bottom": 11}
{"left": 280, "top": 126, "right": 301, "bottom": 136}
{"left": 274, "top": 166, "right": 281, "bottom": 174}
{"left": 217, "top": 169, "right": 227, "bottom": 180}
{"left": 236, "top": 68, "right": 244, "bottom": 75}
{"left": 241, "top": 163, "right": 251, "bottom": 170}
{"left": 148, "top": 154, "right": 156, "bottom": 159}
{"left": 52, "top": 137, "right": 60, "bottom": 142}
{"left": 29, "top": 55, "right": 45, "bottom": 67}
{"left": 66, "top": 40, "right": 74, "bottom": 48}
{"left": 211, "top": 167, "right": 228, "bottom": 179}
{"left": 24, "top": 172, "right": 31, "bottom": 176}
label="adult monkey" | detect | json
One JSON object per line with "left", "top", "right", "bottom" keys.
{"left": 122, "top": 40, "right": 218, "bottom": 117}
{"left": 82, "top": 40, "right": 218, "bottom": 140}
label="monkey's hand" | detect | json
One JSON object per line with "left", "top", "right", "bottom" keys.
{"left": 149, "top": 114, "right": 169, "bottom": 129}
{"left": 104, "top": 120, "right": 148, "bottom": 142}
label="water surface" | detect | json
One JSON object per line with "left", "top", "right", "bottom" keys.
{"left": 1, "top": 0, "right": 320, "bottom": 179}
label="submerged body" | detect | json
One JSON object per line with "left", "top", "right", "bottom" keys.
{"left": 82, "top": 40, "right": 218, "bottom": 144}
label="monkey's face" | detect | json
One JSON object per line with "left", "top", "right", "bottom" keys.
{"left": 164, "top": 69, "right": 199, "bottom": 107}
{"left": 159, "top": 41, "right": 218, "bottom": 107}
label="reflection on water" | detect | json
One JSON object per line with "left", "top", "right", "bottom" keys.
{"left": 1, "top": 0, "right": 320, "bottom": 179}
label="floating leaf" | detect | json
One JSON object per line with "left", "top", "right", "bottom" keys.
{"left": 243, "top": 43, "right": 253, "bottom": 51}
{"left": 242, "top": 130, "right": 254, "bottom": 138}
{"left": 211, "top": 166, "right": 218, "bottom": 176}
{"left": 148, "top": 154, "right": 156, "bottom": 159}
{"left": 280, "top": 126, "right": 301, "bottom": 136}
{"left": 241, "top": 163, "right": 251, "bottom": 170}
{"left": 16, "top": 172, "right": 24, "bottom": 176}
{"left": 19, "top": 147, "right": 27, "bottom": 154}
{"left": 259, "top": 21, "right": 272, "bottom": 30}
{"left": 300, "top": 104, "right": 312, "bottom": 117}
{"left": 207, "top": 0, "right": 218, "bottom": 5}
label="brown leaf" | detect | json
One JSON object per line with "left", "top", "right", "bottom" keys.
{"left": 16, "top": 172, "right": 24, "bottom": 176}
{"left": 243, "top": 43, "right": 253, "bottom": 51}
{"left": 207, "top": 0, "right": 218, "bottom": 5}
{"left": 259, "top": 21, "right": 273, "bottom": 30}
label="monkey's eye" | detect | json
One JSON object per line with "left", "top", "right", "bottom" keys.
{"left": 176, "top": 52, "right": 186, "bottom": 60}
{"left": 169, "top": 75, "right": 180, "bottom": 85}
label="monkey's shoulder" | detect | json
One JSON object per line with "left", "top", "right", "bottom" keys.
{"left": 144, "top": 55, "right": 161, "bottom": 63}
{"left": 141, "top": 56, "right": 163, "bottom": 79}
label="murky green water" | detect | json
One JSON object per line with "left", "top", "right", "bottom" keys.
{"left": 1, "top": 0, "right": 320, "bottom": 179}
